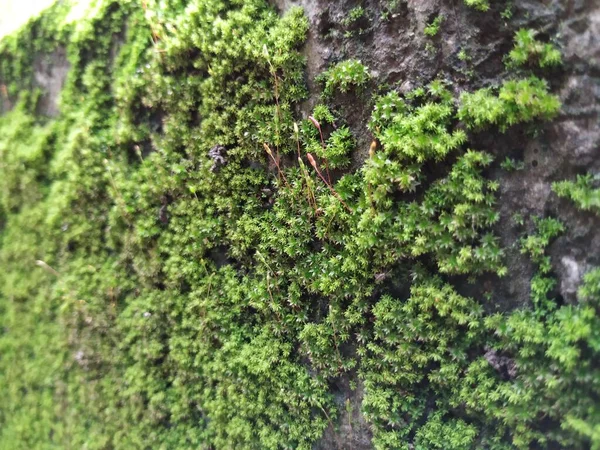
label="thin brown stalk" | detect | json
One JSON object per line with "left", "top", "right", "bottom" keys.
{"left": 308, "top": 116, "right": 331, "bottom": 183}
{"left": 263, "top": 143, "right": 289, "bottom": 187}
{"left": 0, "top": 84, "right": 11, "bottom": 110}
{"left": 134, "top": 144, "right": 144, "bottom": 163}
{"left": 298, "top": 157, "right": 317, "bottom": 214}
{"left": 141, "top": 0, "right": 166, "bottom": 54}
{"left": 306, "top": 153, "right": 351, "bottom": 212}
{"left": 256, "top": 250, "right": 283, "bottom": 323}
{"left": 367, "top": 140, "right": 377, "bottom": 214}
{"left": 272, "top": 74, "right": 282, "bottom": 160}
{"left": 293, "top": 122, "right": 301, "bottom": 159}
{"left": 369, "top": 140, "right": 377, "bottom": 158}
{"left": 264, "top": 45, "right": 282, "bottom": 160}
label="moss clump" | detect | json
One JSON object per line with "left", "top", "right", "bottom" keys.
{"left": 463, "top": 0, "right": 490, "bottom": 12}
{"left": 341, "top": 5, "right": 366, "bottom": 28}
{"left": 553, "top": 174, "right": 600, "bottom": 215}
{"left": 458, "top": 30, "right": 561, "bottom": 131}
{"left": 361, "top": 237, "right": 600, "bottom": 450}
{"left": 299, "top": 104, "right": 355, "bottom": 169}
{"left": 318, "top": 59, "right": 371, "bottom": 96}
{"left": 458, "top": 76, "right": 561, "bottom": 131}
{"left": 371, "top": 81, "right": 467, "bottom": 162}
{"left": 424, "top": 15, "right": 443, "bottom": 37}
{"left": 508, "top": 28, "right": 562, "bottom": 68}
{"left": 0, "top": 1, "right": 332, "bottom": 448}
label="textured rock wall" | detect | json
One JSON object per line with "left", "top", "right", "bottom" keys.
{"left": 268, "top": 1, "right": 599, "bottom": 447}
{"left": 0, "top": 1, "right": 598, "bottom": 448}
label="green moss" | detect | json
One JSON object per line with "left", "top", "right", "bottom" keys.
{"left": 361, "top": 250, "right": 600, "bottom": 449}
{"left": 0, "top": 94, "right": 55, "bottom": 211}
{"left": 520, "top": 216, "right": 564, "bottom": 311}
{"left": 501, "top": 4, "right": 514, "bottom": 21}
{"left": 458, "top": 76, "right": 561, "bottom": 131}
{"left": 553, "top": 174, "right": 600, "bottom": 215}
{"left": 458, "top": 49, "right": 471, "bottom": 61}
{"left": 424, "top": 15, "right": 443, "bottom": 37}
{"left": 317, "top": 126, "right": 355, "bottom": 168}
{"left": 318, "top": 59, "right": 371, "bottom": 97}
{"left": 0, "top": 1, "right": 332, "bottom": 448}
{"left": 508, "top": 28, "right": 562, "bottom": 68}
{"left": 360, "top": 277, "right": 487, "bottom": 448}
{"left": 500, "top": 156, "right": 525, "bottom": 171}
{"left": 342, "top": 6, "right": 365, "bottom": 27}
{"left": 372, "top": 81, "right": 467, "bottom": 162}
{"left": 463, "top": 0, "right": 490, "bottom": 12}
{"left": 0, "top": 1, "right": 594, "bottom": 449}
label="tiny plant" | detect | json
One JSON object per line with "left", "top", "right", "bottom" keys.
{"left": 458, "top": 49, "right": 471, "bottom": 62}
{"left": 508, "top": 28, "right": 562, "bottom": 68}
{"left": 500, "top": 156, "right": 525, "bottom": 171}
{"left": 424, "top": 15, "right": 443, "bottom": 37}
{"left": 342, "top": 6, "right": 365, "bottom": 28}
{"left": 553, "top": 174, "right": 600, "bottom": 215}
{"left": 521, "top": 216, "right": 564, "bottom": 274}
{"left": 501, "top": 3, "right": 514, "bottom": 21}
{"left": 512, "top": 212, "right": 525, "bottom": 226}
{"left": 381, "top": 0, "right": 403, "bottom": 21}
{"left": 458, "top": 76, "right": 561, "bottom": 131}
{"left": 306, "top": 153, "right": 351, "bottom": 211}
{"left": 520, "top": 216, "right": 564, "bottom": 311}
{"left": 464, "top": 0, "right": 490, "bottom": 11}
{"left": 319, "top": 60, "right": 370, "bottom": 96}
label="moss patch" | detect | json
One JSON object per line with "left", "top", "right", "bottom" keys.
{"left": 0, "top": 1, "right": 599, "bottom": 449}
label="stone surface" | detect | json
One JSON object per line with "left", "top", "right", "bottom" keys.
{"left": 1, "top": 0, "right": 598, "bottom": 447}
{"left": 33, "top": 47, "right": 70, "bottom": 117}
{"left": 268, "top": 0, "right": 600, "bottom": 447}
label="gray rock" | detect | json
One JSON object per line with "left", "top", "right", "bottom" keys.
{"left": 560, "top": 255, "right": 583, "bottom": 302}
{"left": 33, "top": 47, "right": 70, "bottom": 117}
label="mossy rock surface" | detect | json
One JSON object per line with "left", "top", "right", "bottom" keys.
{"left": 0, "top": 0, "right": 599, "bottom": 449}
